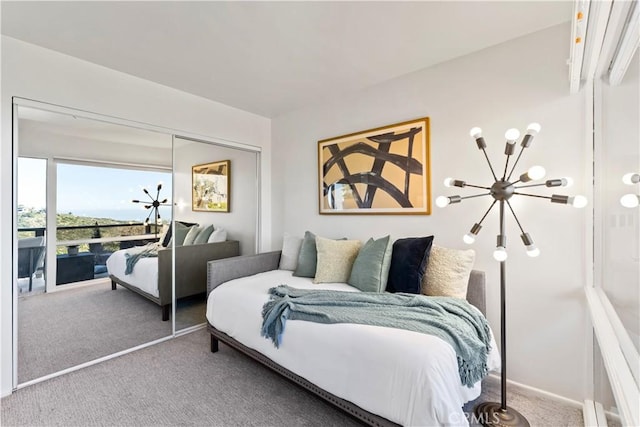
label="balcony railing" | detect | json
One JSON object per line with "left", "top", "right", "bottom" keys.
{"left": 18, "top": 223, "right": 162, "bottom": 287}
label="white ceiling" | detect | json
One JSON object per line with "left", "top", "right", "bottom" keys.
{"left": 18, "top": 106, "right": 172, "bottom": 148}
{"left": 2, "top": 1, "right": 573, "bottom": 118}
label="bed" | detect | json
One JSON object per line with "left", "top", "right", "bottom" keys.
{"left": 107, "top": 240, "right": 239, "bottom": 320}
{"left": 205, "top": 251, "right": 500, "bottom": 426}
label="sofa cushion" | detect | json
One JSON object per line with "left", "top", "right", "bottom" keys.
{"left": 169, "top": 221, "right": 195, "bottom": 246}
{"left": 162, "top": 221, "right": 198, "bottom": 247}
{"left": 194, "top": 224, "right": 215, "bottom": 245}
{"left": 314, "top": 237, "right": 362, "bottom": 284}
{"left": 183, "top": 225, "right": 203, "bottom": 245}
{"left": 386, "top": 236, "right": 434, "bottom": 294}
{"left": 208, "top": 228, "right": 227, "bottom": 243}
{"left": 279, "top": 232, "right": 303, "bottom": 271}
{"left": 348, "top": 235, "right": 393, "bottom": 292}
{"left": 293, "top": 231, "right": 318, "bottom": 278}
{"left": 422, "top": 245, "right": 475, "bottom": 299}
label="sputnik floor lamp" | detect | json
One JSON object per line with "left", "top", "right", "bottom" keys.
{"left": 132, "top": 183, "right": 171, "bottom": 239}
{"left": 436, "top": 123, "right": 587, "bottom": 427}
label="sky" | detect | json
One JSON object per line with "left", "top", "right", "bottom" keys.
{"left": 18, "top": 158, "right": 173, "bottom": 222}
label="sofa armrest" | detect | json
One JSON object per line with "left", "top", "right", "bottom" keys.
{"left": 207, "top": 251, "right": 281, "bottom": 295}
{"left": 157, "top": 240, "right": 240, "bottom": 305}
{"left": 466, "top": 270, "right": 486, "bottom": 316}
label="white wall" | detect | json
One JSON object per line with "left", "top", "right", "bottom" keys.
{"left": 272, "top": 23, "right": 590, "bottom": 401}
{"left": 173, "top": 137, "right": 258, "bottom": 255}
{"left": 0, "top": 36, "right": 271, "bottom": 396}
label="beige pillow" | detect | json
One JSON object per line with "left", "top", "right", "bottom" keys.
{"left": 314, "top": 236, "right": 362, "bottom": 284}
{"left": 422, "top": 245, "right": 475, "bottom": 299}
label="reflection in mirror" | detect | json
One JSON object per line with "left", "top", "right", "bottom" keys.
{"left": 594, "top": 49, "right": 639, "bottom": 422}
{"left": 597, "top": 50, "right": 640, "bottom": 354}
{"left": 172, "top": 136, "right": 258, "bottom": 331}
{"left": 16, "top": 105, "right": 174, "bottom": 383}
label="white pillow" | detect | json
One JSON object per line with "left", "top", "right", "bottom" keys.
{"left": 207, "top": 228, "right": 227, "bottom": 243}
{"left": 313, "top": 236, "right": 362, "bottom": 284}
{"left": 279, "top": 232, "right": 303, "bottom": 271}
{"left": 422, "top": 245, "right": 475, "bottom": 299}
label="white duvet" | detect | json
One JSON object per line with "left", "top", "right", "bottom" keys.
{"left": 207, "top": 270, "right": 500, "bottom": 427}
{"left": 106, "top": 248, "right": 159, "bottom": 298}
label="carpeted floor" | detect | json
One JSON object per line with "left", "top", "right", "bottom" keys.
{"left": 18, "top": 281, "right": 206, "bottom": 383}
{"left": 3, "top": 329, "right": 585, "bottom": 427}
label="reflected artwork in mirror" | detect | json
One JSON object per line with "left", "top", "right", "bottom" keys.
{"left": 172, "top": 136, "right": 259, "bottom": 331}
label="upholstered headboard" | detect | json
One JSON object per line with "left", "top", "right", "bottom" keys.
{"left": 207, "top": 251, "right": 487, "bottom": 317}
{"left": 466, "top": 270, "right": 486, "bottom": 316}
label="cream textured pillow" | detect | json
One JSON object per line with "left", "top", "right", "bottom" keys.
{"left": 422, "top": 245, "right": 475, "bottom": 299}
{"left": 313, "top": 236, "right": 362, "bottom": 284}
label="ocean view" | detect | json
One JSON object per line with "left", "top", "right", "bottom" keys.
{"left": 68, "top": 208, "right": 172, "bottom": 223}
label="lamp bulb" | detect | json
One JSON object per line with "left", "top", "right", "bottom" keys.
{"left": 526, "top": 123, "right": 541, "bottom": 135}
{"left": 470, "top": 127, "right": 482, "bottom": 138}
{"left": 435, "top": 196, "right": 450, "bottom": 208}
{"left": 493, "top": 246, "right": 508, "bottom": 262}
{"left": 526, "top": 245, "right": 540, "bottom": 257}
{"left": 622, "top": 173, "right": 640, "bottom": 185}
{"left": 620, "top": 194, "right": 640, "bottom": 208}
{"left": 463, "top": 233, "right": 476, "bottom": 244}
{"left": 505, "top": 128, "right": 520, "bottom": 142}
{"left": 568, "top": 195, "right": 588, "bottom": 208}
{"left": 444, "top": 177, "right": 454, "bottom": 187}
{"left": 527, "top": 165, "right": 546, "bottom": 181}
{"left": 562, "top": 177, "right": 574, "bottom": 187}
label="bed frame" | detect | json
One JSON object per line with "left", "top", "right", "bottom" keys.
{"left": 111, "top": 240, "right": 240, "bottom": 320}
{"left": 205, "top": 251, "right": 487, "bottom": 426}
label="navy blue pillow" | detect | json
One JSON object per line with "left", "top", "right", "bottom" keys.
{"left": 386, "top": 236, "right": 434, "bottom": 294}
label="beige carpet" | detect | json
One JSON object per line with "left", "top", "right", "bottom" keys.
{"left": 18, "top": 281, "right": 205, "bottom": 383}
{"left": 3, "top": 329, "right": 585, "bottom": 426}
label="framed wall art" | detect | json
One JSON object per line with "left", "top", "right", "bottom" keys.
{"left": 192, "top": 160, "right": 230, "bottom": 212}
{"left": 318, "top": 117, "right": 431, "bottom": 215}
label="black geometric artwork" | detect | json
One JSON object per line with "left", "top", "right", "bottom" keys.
{"left": 318, "top": 117, "right": 430, "bottom": 215}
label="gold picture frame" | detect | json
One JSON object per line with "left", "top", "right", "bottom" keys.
{"left": 192, "top": 160, "right": 230, "bottom": 212}
{"left": 318, "top": 117, "right": 431, "bottom": 215}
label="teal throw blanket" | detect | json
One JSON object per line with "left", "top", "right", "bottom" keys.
{"left": 261, "top": 285, "right": 491, "bottom": 387}
{"left": 124, "top": 243, "right": 159, "bottom": 275}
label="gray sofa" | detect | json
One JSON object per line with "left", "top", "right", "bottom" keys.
{"left": 110, "top": 240, "right": 240, "bottom": 320}
{"left": 205, "top": 251, "right": 487, "bottom": 426}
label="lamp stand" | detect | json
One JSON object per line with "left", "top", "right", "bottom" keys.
{"left": 474, "top": 202, "right": 530, "bottom": 427}
{"left": 437, "top": 124, "right": 586, "bottom": 427}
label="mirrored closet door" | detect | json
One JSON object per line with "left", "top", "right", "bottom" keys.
{"left": 14, "top": 103, "right": 174, "bottom": 384}
{"left": 172, "top": 136, "right": 260, "bottom": 331}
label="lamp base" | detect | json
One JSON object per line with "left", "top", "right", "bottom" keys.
{"left": 473, "top": 402, "right": 530, "bottom": 427}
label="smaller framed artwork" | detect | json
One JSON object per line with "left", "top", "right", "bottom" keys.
{"left": 318, "top": 117, "right": 431, "bottom": 215}
{"left": 192, "top": 160, "right": 230, "bottom": 212}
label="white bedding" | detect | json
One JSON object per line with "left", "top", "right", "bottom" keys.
{"left": 207, "top": 270, "right": 500, "bottom": 427}
{"left": 106, "top": 248, "right": 159, "bottom": 298}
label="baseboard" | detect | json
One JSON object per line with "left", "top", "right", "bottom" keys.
{"left": 488, "top": 373, "right": 583, "bottom": 409}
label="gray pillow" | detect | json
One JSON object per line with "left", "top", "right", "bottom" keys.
{"left": 193, "top": 224, "right": 214, "bottom": 245}
{"left": 173, "top": 222, "right": 193, "bottom": 246}
{"left": 348, "top": 235, "right": 393, "bottom": 292}
{"left": 279, "top": 232, "right": 303, "bottom": 271}
{"left": 182, "top": 225, "right": 202, "bottom": 245}
{"left": 292, "top": 231, "right": 317, "bottom": 278}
